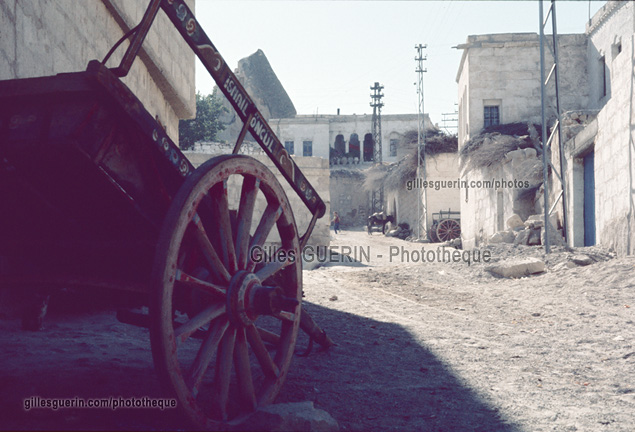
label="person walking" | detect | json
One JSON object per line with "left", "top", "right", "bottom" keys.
{"left": 332, "top": 212, "right": 341, "bottom": 234}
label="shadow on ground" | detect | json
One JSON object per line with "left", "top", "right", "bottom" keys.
{"left": 281, "top": 301, "right": 519, "bottom": 432}
{"left": 0, "top": 289, "right": 517, "bottom": 431}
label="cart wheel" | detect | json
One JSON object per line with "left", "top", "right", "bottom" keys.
{"left": 436, "top": 219, "right": 461, "bottom": 242}
{"left": 151, "top": 155, "right": 301, "bottom": 429}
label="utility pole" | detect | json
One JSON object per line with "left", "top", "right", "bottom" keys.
{"left": 370, "top": 82, "right": 384, "bottom": 214}
{"left": 370, "top": 82, "right": 384, "bottom": 164}
{"left": 539, "top": 0, "right": 568, "bottom": 253}
{"left": 415, "top": 43, "right": 427, "bottom": 240}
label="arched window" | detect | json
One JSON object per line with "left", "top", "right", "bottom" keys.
{"left": 363, "top": 133, "right": 374, "bottom": 162}
{"left": 349, "top": 134, "right": 360, "bottom": 159}
{"left": 333, "top": 134, "right": 346, "bottom": 156}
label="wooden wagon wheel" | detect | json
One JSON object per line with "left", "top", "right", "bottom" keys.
{"left": 151, "top": 155, "right": 302, "bottom": 429}
{"left": 436, "top": 218, "right": 461, "bottom": 242}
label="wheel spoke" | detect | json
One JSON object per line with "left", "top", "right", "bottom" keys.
{"left": 273, "top": 310, "right": 296, "bottom": 323}
{"left": 235, "top": 177, "right": 260, "bottom": 270}
{"left": 212, "top": 181, "right": 238, "bottom": 274}
{"left": 174, "top": 303, "right": 226, "bottom": 344}
{"left": 187, "top": 319, "right": 229, "bottom": 394}
{"left": 247, "top": 204, "right": 282, "bottom": 271}
{"left": 175, "top": 269, "right": 226, "bottom": 299}
{"left": 254, "top": 260, "right": 287, "bottom": 282}
{"left": 257, "top": 326, "right": 281, "bottom": 345}
{"left": 213, "top": 327, "right": 237, "bottom": 421}
{"left": 234, "top": 328, "right": 257, "bottom": 411}
{"left": 246, "top": 324, "right": 279, "bottom": 378}
{"left": 192, "top": 213, "right": 231, "bottom": 284}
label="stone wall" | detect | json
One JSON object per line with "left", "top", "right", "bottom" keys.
{"left": 185, "top": 152, "right": 331, "bottom": 248}
{"left": 330, "top": 168, "right": 368, "bottom": 227}
{"left": 586, "top": 1, "right": 635, "bottom": 256}
{"left": 460, "top": 149, "right": 543, "bottom": 250}
{"left": 0, "top": 0, "right": 196, "bottom": 143}
{"left": 384, "top": 153, "right": 461, "bottom": 238}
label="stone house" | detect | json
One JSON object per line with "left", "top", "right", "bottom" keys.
{"left": 456, "top": 0, "right": 635, "bottom": 255}
{"left": 456, "top": 32, "right": 588, "bottom": 250}
{"left": 270, "top": 113, "right": 433, "bottom": 163}
{"left": 0, "top": 0, "right": 196, "bottom": 142}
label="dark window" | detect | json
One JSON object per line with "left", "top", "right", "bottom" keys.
{"left": 484, "top": 105, "right": 500, "bottom": 128}
{"left": 600, "top": 56, "right": 607, "bottom": 98}
{"left": 349, "top": 134, "right": 360, "bottom": 159}
{"left": 389, "top": 139, "right": 398, "bottom": 157}
{"left": 363, "top": 134, "right": 374, "bottom": 162}
{"left": 334, "top": 134, "right": 346, "bottom": 155}
{"left": 284, "top": 141, "right": 294, "bottom": 155}
{"left": 303, "top": 140, "right": 313, "bottom": 156}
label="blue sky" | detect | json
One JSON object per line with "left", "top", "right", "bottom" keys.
{"left": 194, "top": 1, "right": 605, "bottom": 129}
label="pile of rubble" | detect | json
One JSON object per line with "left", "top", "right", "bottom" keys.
{"left": 386, "top": 223, "right": 412, "bottom": 240}
{"left": 489, "top": 213, "right": 565, "bottom": 247}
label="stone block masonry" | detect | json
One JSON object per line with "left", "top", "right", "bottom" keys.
{"left": 0, "top": 0, "right": 196, "bottom": 143}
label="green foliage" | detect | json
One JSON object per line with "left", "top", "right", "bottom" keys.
{"left": 179, "top": 89, "right": 227, "bottom": 149}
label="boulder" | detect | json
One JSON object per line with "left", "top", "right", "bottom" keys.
{"left": 486, "top": 257, "right": 546, "bottom": 278}
{"left": 489, "top": 232, "right": 504, "bottom": 244}
{"left": 238, "top": 402, "right": 340, "bottom": 432}
{"left": 513, "top": 229, "right": 531, "bottom": 246}
{"left": 501, "top": 230, "right": 516, "bottom": 243}
{"left": 571, "top": 254, "right": 594, "bottom": 266}
{"left": 506, "top": 214, "right": 524, "bottom": 230}
{"left": 540, "top": 220, "right": 565, "bottom": 247}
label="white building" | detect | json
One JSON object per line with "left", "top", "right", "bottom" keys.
{"left": 270, "top": 113, "right": 434, "bottom": 163}
{"left": 455, "top": 1, "right": 635, "bottom": 255}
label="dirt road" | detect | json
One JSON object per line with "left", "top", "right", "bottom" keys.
{"left": 1, "top": 228, "right": 634, "bottom": 431}
{"left": 284, "top": 229, "right": 635, "bottom": 431}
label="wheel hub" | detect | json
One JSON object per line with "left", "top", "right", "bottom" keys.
{"left": 227, "top": 270, "right": 289, "bottom": 327}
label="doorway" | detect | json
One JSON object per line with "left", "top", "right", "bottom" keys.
{"left": 583, "top": 151, "right": 596, "bottom": 246}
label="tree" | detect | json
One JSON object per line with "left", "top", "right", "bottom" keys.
{"left": 179, "top": 89, "right": 227, "bottom": 149}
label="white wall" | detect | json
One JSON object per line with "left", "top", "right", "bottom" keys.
{"left": 584, "top": 1, "right": 635, "bottom": 255}
{"left": 0, "top": 0, "right": 196, "bottom": 142}
{"left": 271, "top": 113, "right": 436, "bottom": 163}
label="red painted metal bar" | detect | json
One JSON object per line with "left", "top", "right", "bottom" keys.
{"left": 160, "top": 0, "right": 326, "bottom": 220}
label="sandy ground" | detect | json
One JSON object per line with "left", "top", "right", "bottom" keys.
{"left": 1, "top": 228, "right": 634, "bottom": 431}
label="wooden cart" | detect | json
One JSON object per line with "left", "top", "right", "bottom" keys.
{"left": 0, "top": 0, "right": 332, "bottom": 428}
{"left": 428, "top": 209, "right": 461, "bottom": 243}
